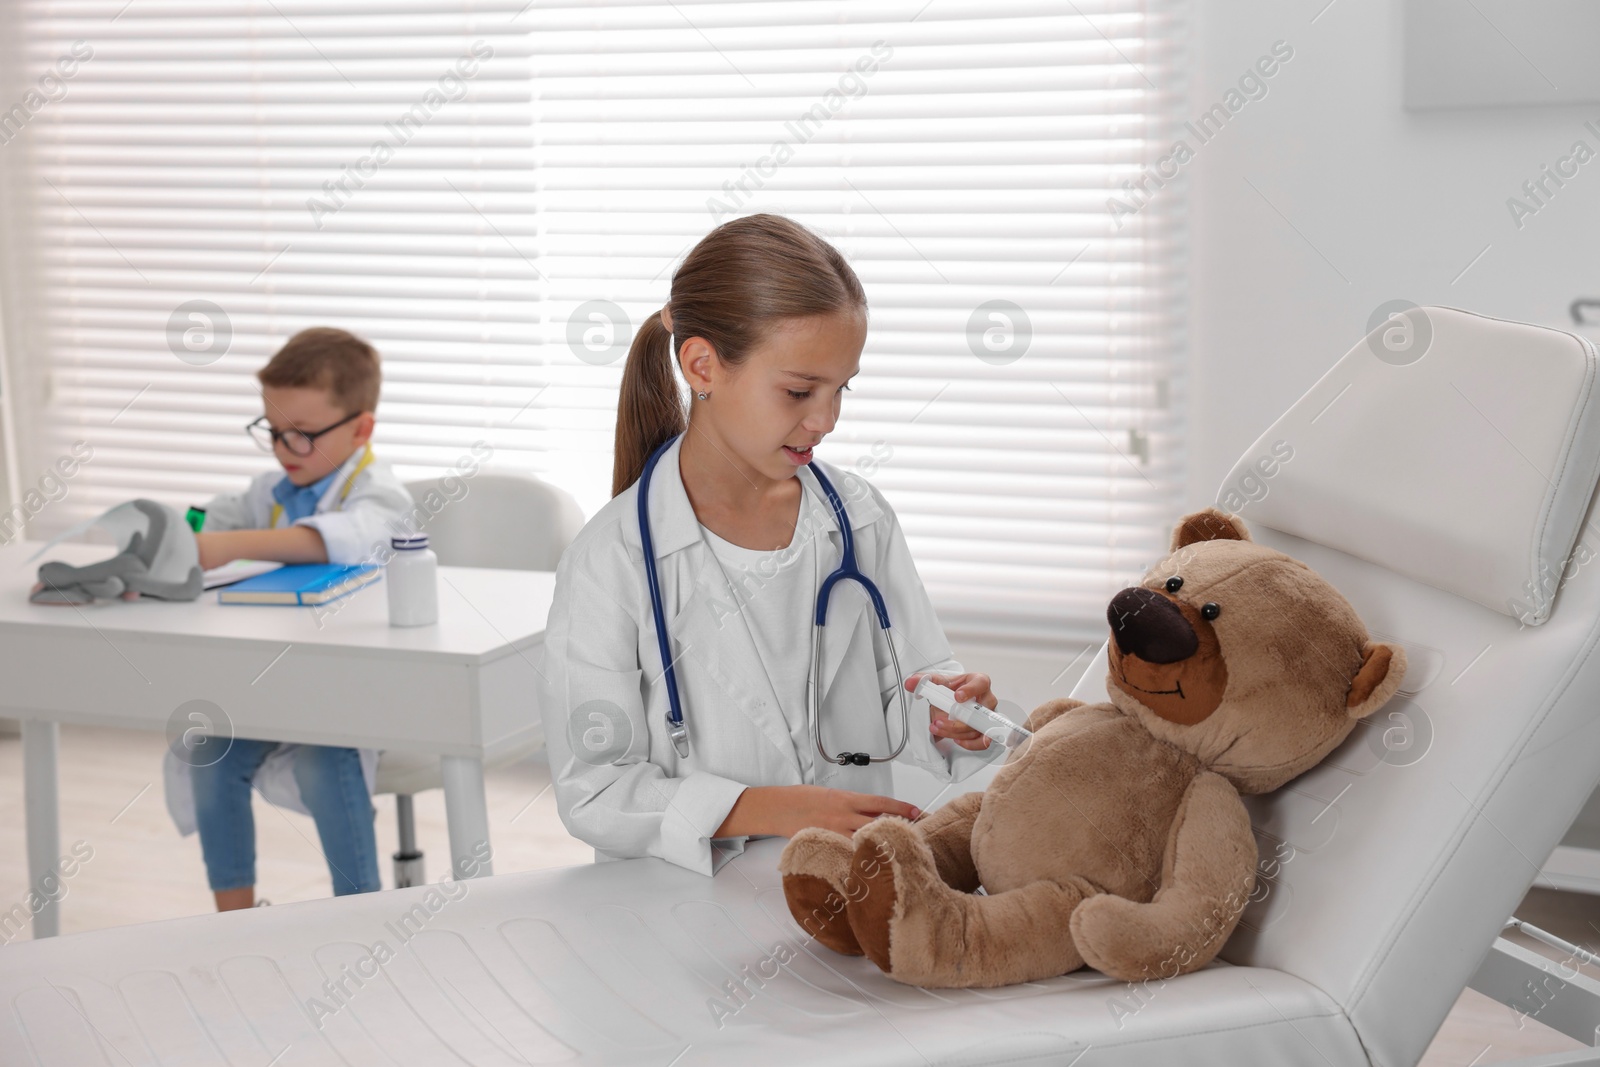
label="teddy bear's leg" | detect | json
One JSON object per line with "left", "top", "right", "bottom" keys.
{"left": 778, "top": 794, "right": 983, "bottom": 957}
{"left": 779, "top": 828, "right": 864, "bottom": 956}
{"left": 915, "top": 790, "right": 983, "bottom": 892}
{"left": 845, "top": 816, "right": 1095, "bottom": 987}
{"left": 1069, "top": 771, "right": 1257, "bottom": 983}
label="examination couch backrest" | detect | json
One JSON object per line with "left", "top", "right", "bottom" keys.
{"left": 1071, "top": 306, "right": 1600, "bottom": 1067}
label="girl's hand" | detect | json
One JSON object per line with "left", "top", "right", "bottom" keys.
{"left": 783, "top": 786, "right": 921, "bottom": 837}
{"left": 715, "top": 785, "right": 920, "bottom": 838}
{"left": 905, "top": 672, "right": 997, "bottom": 751}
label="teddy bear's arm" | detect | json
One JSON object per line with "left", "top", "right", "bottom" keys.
{"left": 1023, "top": 697, "right": 1088, "bottom": 732}
{"left": 1067, "top": 771, "right": 1257, "bottom": 984}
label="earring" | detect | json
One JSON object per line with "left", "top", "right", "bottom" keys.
{"left": 696, "top": 391, "right": 710, "bottom": 401}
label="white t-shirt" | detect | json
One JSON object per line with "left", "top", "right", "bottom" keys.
{"left": 699, "top": 503, "right": 826, "bottom": 783}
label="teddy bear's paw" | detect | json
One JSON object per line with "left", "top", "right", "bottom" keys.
{"left": 844, "top": 817, "right": 955, "bottom": 981}
{"left": 844, "top": 819, "right": 917, "bottom": 974}
{"left": 779, "top": 828, "right": 862, "bottom": 956}
{"left": 1070, "top": 894, "right": 1202, "bottom": 985}
{"left": 783, "top": 874, "right": 862, "bottom": 956}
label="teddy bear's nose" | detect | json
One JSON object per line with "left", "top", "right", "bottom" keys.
{"left": 1107, "top": 587, "right": 1198, "bottom": 663}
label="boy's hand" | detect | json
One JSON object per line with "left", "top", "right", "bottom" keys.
{"left": 195, "top": 527, "right": 328, "bottom": 570}
{"left": 905, "top": 672, "right": 996, "bottom": 751}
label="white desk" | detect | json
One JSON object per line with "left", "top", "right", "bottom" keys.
{"left": 1, "top": 541, "right": 555, "bottom": 938}
{"left": 0, "top": 837, "right": 1365, "bottom": 1067}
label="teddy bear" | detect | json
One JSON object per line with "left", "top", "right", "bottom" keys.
{"left": 778, "top": 506, "right": 1407, "bottom": 988}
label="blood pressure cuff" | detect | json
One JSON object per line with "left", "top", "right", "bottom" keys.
{"left": 31, "top": 499, "right": 204, "bottom": 604}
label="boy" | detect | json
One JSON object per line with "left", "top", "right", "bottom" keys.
{"left": 164, "top": 326, "right": 414, "bottom": 911}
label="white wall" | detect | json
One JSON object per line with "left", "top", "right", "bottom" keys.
{"left": 1185, "top": 0, "right": 1600, "bottom": 509}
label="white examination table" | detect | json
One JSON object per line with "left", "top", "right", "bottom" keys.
{"left": 5, "top": 305, "right": 1600, "bottom": 1066}
{"left": 1, "top": 837, "right": 1357, "bottom": 1066}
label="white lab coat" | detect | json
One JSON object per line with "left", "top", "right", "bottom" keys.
{"left": 162, "top": 447, "right": 416, "bottom": 836}
{"left": 537, "top": 433, "right": 1002, "bottom": 876}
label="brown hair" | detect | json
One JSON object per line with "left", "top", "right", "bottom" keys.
{"left": 257, "top": 327, "right": 381, "bottom": 413}
{"left": 611, "top": 214, "right": 867, "bottom": 497}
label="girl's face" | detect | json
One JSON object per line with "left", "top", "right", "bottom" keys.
{"left": 689, "top": 309, "right": 867, "bottom": 484}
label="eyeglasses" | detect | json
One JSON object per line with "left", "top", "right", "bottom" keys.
{"left": 245, "top": 411, "right": 361, "bottom": 457}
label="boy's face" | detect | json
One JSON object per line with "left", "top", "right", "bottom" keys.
{"left": 259, "top": 385, "right": 375, "bottom": 486}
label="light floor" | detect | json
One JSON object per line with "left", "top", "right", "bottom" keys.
{"left": 0, "top": 724, "right": 1595, "bottom": 1064}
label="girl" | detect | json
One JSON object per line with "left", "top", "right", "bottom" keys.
{"left": 538, "top": 214, "right": 1004, "bottom": 876}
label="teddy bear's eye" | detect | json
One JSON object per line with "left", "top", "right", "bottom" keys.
{"left": 1165, "top": 576, "right": 1183, "bottom": 593}
{"left": 1201, "top": 602, "right": 1221, "bottom": 620}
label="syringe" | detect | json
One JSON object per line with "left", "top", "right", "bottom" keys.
{"left": 912, "top": 676, "right": 1033, "bottom": 750}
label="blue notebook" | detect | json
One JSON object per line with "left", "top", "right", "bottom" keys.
{"left": 217, "top": 563, "right": 381, "bottom": 606}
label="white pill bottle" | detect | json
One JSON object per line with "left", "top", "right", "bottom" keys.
{"left": 386, "top": 533, "right": 439, "bottom": 626}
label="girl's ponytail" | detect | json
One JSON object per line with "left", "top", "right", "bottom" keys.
{"left": 612, "top": 306, "right": 686, "bottom": 497}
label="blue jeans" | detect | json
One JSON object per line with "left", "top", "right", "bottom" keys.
{"left": 190, "top": 739, "right": 381, "bottom": 896}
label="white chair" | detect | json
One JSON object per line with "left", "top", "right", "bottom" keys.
{"left": 376, "top": 471, "right": 585, "bottom": 887}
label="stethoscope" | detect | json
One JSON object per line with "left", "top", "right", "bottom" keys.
{"left": 637, "top": 433, "right": 911, "bottom": 767}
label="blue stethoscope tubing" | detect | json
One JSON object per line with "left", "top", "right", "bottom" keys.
{"left": 637, "top": 433, "right": 910, "bottom": 766}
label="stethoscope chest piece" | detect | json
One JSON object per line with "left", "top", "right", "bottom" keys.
{"left": 667, "top": 717, "right": 690, "bottom": 759}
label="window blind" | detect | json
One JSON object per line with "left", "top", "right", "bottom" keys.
{"left": 0, "top": 0, "right": 1188, "bottom": 651}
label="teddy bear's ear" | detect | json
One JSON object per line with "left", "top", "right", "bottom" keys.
{"left": 1345, "top": 641, "right": 1408, "bottom": 720}
{"left": 1170, "top": 507, "right": 1251, "bottom": 552}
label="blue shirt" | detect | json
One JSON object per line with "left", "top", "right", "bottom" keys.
{"left": 269, "top": 466, "right": 342, "bottom": 525}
